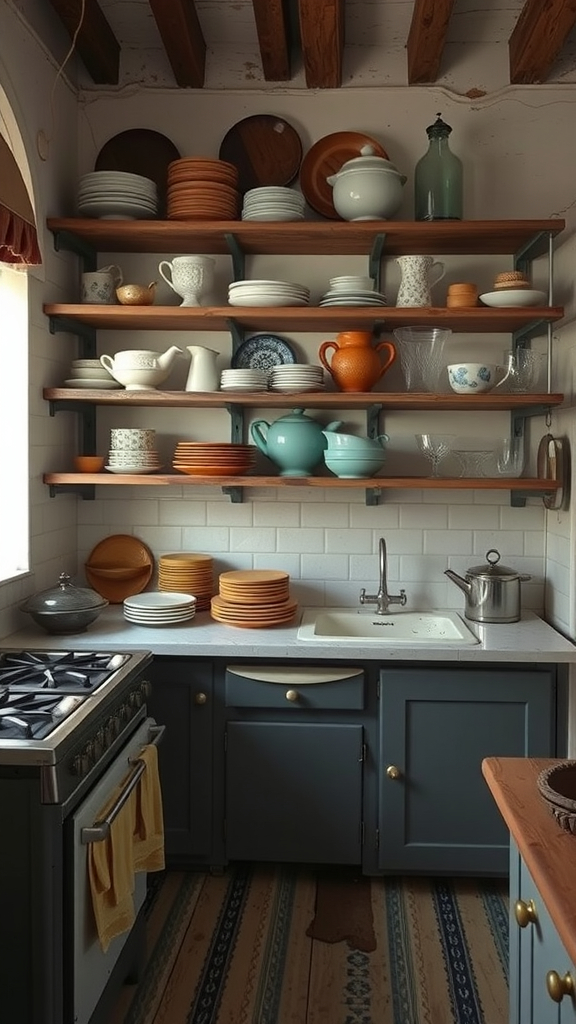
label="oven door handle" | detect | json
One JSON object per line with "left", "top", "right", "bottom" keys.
{"left": 81, "top": 723, "right": 165, "bottom": 844}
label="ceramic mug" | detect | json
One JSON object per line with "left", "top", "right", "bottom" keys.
{"left": 81, "top": 265, "right": 123, "bottom": 304}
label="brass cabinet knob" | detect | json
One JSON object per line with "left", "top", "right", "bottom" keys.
{"left": 194, "top": 692, "right": 207, "bottom": 705}
{"left": 514, "top": 899, "right": 537, "bottom": 928}
{"left": 386, "top": 765, "right": 401, "bottom": 780}
{"left": 546, "top": 970, "right": 574, "bottom": 1002}
{"left": 285, "top": 689, "right": 299, "bottom": 702}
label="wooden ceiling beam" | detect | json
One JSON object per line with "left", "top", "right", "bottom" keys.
{"left": 48, "top": 0, "right": 120, "bottom": 83}
{"left": 147, "top": 0, "right": 206, "bottom": 88}
{"left": 251, "top": 0, "right": 291, "bottom": 81}
{"left": 406, "top": 0, "right": 455, "bottom": 84}
{"left": 509, "top": 0, "right": 576, "bottom": 84}
{"left": 298, "top": 0, "right": 344, "bottom": 88}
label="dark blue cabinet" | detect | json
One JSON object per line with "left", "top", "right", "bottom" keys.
{"left": 147, "top": 658, "right": 214, "bottom": 866}
{"left": 378, "top": 667, "right": 558, "bottom": 875}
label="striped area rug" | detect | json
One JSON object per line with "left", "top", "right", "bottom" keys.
{"left": 109, "top": 865, "right": 509, "bottom": 1024}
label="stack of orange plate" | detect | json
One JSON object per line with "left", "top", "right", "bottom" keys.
{"left": 172, "top": 442, "right": 257, "bottom": 477}
{"left": 210, "top": 569, "right": 298, "bottom": 628}
{"left": 158, "top": 552, "right": 215, "bottom": 610}
{"left": 166, "top": 158, "right": 240, "bottom": 220}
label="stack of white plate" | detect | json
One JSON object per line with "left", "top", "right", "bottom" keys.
{"left": 241, "top": 187, "right": 305, "bottom": 222}
{"left": 64, "top": 358, "right": 121, "bottom": 389}
{"left": 220, "top": 368, "right": 269, "bottom": 391}
{"left": 319, "top": 285, "right": 388, "bottom": 307}
{"left": 106, "top": 450, "right": 163, "bottom": 474}
{"left": 269, "top": 364, "right": 325, "bottom": 392}
{"left": 123, "top": 591, "right": 197, "bottom": 626}
{"left": 228, "top": 280, "right": 310, "bottom": 307}
{"left": 77, "top": 171, "right": 159, "bottom": 220}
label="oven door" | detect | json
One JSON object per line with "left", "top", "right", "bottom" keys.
{"left": 71, "top": 716, "right": 163, "bottom": 1024}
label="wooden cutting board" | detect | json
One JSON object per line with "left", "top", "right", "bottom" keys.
{"left": 218, "top": 115, "right": 302, "bottom": 194}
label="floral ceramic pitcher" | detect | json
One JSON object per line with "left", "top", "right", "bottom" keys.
{"left": 395, "top": 255, "right": 445, "bottom": 307}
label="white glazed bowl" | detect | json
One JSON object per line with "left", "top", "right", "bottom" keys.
{"left": 105, "top": 366, "right": 167, "bottom": 390}
{"left": 447, "top": 363, "right": 500, "bottom": 394}
{"left": 68, "top": 366, "right": 114, "bottom": 380}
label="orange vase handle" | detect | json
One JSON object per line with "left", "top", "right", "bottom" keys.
{"left": 374, "top": 341, "right": 397, "bottom": 381}
{"left": 318, "top": 341, "right": 338, "bottom": 373}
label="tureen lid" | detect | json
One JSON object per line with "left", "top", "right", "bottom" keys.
{"left": 336, "top": 145, "right": 402, "bottom": 174}
{"left": 21, "top": 572, "right": 108, "bottom": 612}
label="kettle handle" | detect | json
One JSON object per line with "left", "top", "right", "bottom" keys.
{"left": 250, "top": 420, "right": 269, "bottom": 454}
{"left": 318, "top": 341, "right": 337, "bottom": 374}
{"left": 373, "top": 341, "right": 397, "bottom": 381}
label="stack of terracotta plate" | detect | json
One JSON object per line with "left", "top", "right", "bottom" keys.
{"left": 157, "top": 552, "right": 215, "bottom": 610}
{"left": 210, "top": 569, "right": 298, "bottom": 628}
{"left": 166, "top": 158, "right": 240, "bottom": 220}
{"left": 172, "top": 442, "right": 257, "bottom": 477}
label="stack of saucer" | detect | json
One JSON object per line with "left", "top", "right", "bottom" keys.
{"left": 228, "top": 280, "right": 310, "bottom": 307}
{"left": 166, "top": 158, "right": 240, "bottom": 220}
{"left": 210, "top": 569, "right": 298, "bottom": 628}
{"left": 319, "top": 274, "right": 387, "bottom": 306}
{"left": 64, "top": 358, "right": 120, "bottom": 389}
{"left": 77, "top": 171, "right": 158, "bottom": 220}
{"left": 123, "top": 591, "right": 197, "bottom": 626}
{"left": 158, "top": 552, "right": 215, "bottom": 610}
{"left": 107, "top": 427, "right": 163, "bottom": 475}
{"left": 269, "top": 364, "right": 325, "bottom": 392}
{"left": 220, "top": 368, "right": 269, "bottom": 391}
{"left": 241, "top": 187, "right": 305, "bottom": 222}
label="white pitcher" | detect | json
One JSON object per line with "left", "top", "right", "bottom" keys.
{"left": 185, "top": 345, "right": 219, "bottom": 392}
{"left": 395, "top": 255, "right": 445, "bottom": 307}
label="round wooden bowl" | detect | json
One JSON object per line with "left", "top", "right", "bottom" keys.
{"left": 537, "top": 761, "right": 576, "bottom": 833}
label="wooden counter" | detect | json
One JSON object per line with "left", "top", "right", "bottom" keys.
{"left": 483, "top": 757, "right": 576, "bottom": 965}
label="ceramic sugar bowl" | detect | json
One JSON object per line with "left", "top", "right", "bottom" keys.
{"left": 326, "top": 145, "right": 407, "bottom": 221}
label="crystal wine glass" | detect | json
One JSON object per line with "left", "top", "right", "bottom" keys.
{"left": 415, "top": 433, "right": 455, "bottom": 477}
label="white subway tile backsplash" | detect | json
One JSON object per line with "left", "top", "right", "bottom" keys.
{"left": 277, "top": 528, "right": 324, "bottom": 552}
{"left": 500, "top": 504, "right": 545, "bottom": 530}
{"left": 106, "top": 499, "right": 160, "bottom": 526}
{"left": 254, "top": 502, "right": 300, "bottom": 527}
{"left": 423, "top": 530, "right": 473, "bottom": 555}
{"left": 230, "top": 527, "right": 276, "bottom": 552}
{"left": 208, "top": 502, "right": 253, "bottom": 526}
{"left": 302, "top": 502, "right": 349, "bottom": 527}
{"left": 160, "top": 501, "right": 207, "bottom": 525}
{"left": 349, "top": 504, "right": 399, "bottom": 528}
{"left": 400, "top": 504, "right": 449, "bottom": 529}
{"left": 449, "top": 505, "right": 499, "bottom": 530}
{"left": 182, "top": 525, "right": 229, "bottom": 552}
{"left": 326, "top": 529, "right": 371, "bottom": 553}
{"left": 254, "top": 552, "right": 301, "bottom": 576}
{"left": 301, "top": 553, "right": 349, "bottom": 579}
{"left": 473, "top": 530, "right": 525, "bottom": 556}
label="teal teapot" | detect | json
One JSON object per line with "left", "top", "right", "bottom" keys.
{"left": 250, "top": 408, "right": 343, "bottom": 476}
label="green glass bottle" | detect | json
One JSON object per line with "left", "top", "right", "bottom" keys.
{"left": 414, "top": 113, "right": 463, "bottom": 221}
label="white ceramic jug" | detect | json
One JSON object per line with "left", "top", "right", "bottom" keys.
{"left": 395, "top": 255, "right": 446, "bottom": 307}
{"left": 185, "top": 345, "right": 220, "bottom": 392}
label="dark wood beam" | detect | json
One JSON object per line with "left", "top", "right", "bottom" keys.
{"left": 407, "top": 0, "right": 455, "bottom": 84}
{"left": 510, "top": 0, "right": 576, "bottom": 83}
{"left": 298, "top": 0, "right": 344, "bottom": 88}
{"left": 147, "top": 0, "right": 206, "bottom": 88}
{"left": 48, "top": 0, "right": 120, "bottom": 83}
{"left": 251, "top": 0, "right": 291, "bottom": 81}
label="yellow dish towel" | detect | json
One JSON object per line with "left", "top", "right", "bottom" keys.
{"left": 88, "top": 784, "right": 137, "bottom": 954}
{"left": 133, "top": 743, "right": 165, "bottom": 873}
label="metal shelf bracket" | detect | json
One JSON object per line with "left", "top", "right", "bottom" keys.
{"left": 49, "top": 484, "right": 95, "bottom": 500}
{"left": 224, "top": 233, "right": 246, "bottom": 282}
{"left": 369, "top": 234, "right": 386, "bottom": 291}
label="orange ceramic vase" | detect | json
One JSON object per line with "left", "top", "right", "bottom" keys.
{"left": 318, "top": 331, "right": 396, "bottom": 393}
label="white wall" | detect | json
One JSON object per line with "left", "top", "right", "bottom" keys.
{"left": 1, "top": 7, "right": 575, "bottom": 639}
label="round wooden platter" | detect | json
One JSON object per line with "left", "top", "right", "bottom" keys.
{"left": 299, "top": 130, "right": 389, "bottom": 219}
{"left": 219, "top": 115, "right": 303, "bottom": 194}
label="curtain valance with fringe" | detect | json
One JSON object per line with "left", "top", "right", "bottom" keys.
{"left": 0, "top": 133, "right": 41, "bottom": 265}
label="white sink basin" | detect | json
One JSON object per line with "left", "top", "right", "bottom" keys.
{"left": 297, "top": 608, "right": 479, "bottom": 645}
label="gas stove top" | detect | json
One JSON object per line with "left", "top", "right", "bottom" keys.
{"left": 0, "top": 648, "right": 152, "bottom": 756}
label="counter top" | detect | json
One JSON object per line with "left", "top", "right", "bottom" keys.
{"left": 2, "top": 607, "right": 575, "bottom": 662}
{"left": 482, "top": 757, "right": 576, "bottom": 966}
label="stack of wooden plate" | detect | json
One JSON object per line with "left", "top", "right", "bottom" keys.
{"left": 210, "top": 569, "right": 298, "bottom": 628}
{"left": 166, "top": 158, "right": 240, "bottom": 220}
{"left": 172, "top": 442, "right": 257, "bottom": 477}
{"left": 157, "top": 552, "right": 214, "bottom": 610}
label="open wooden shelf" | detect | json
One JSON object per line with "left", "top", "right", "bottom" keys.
{"left": 44, "top": 303, "right": 563, "bottom": 334}
{"left": 43, "top": 389, "right": 564, "bottom": 412}
{"left": 46, "top": 218, "right": 565, "bottom": 258}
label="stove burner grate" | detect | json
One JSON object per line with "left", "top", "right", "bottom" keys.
{"left": 0, "top": 651, "right": 129, "bottom": 694}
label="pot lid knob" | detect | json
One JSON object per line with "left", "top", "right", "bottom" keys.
{"left": 485, "top": 549, "right": 501, "bottom": 566}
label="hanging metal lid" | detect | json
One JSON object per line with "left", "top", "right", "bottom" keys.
{"left": 466, "top": 549, "right": 523, "bottom": 580}
{"left": 426, "top": 113, "right": 453, "bottom": 138}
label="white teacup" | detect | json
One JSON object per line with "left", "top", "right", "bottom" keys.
{"left": 448, "top": 362, "right": 506, "bottom": 394}
{"left": 81, "top": 265, "right": 123, "bottom": 304}
{"left": 158, "top": 255, "right": 215, "bottom": 307}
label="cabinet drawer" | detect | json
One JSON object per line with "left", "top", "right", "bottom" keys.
{"left": 225, "top": 665, "right": 365, "bottom": 709}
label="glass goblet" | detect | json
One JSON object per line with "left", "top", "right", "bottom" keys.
{"left": 415, "top": 433, "right": 455, "bottom": 477}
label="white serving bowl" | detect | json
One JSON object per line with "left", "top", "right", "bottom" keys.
{"left": 68, "top": 366, "right": 114, "bottom": 381}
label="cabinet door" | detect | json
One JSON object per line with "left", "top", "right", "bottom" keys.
{"left": 147, "top": 658, "right": 213, "bottom": 865}
{"left": 510, "top": 842, "right": 576, "bottom": 1024}
{"left": 225, "top": 721, "right": 363, "bottom": 864}
{"left": 379, "top": 668, "right": 556, "bottom": 874}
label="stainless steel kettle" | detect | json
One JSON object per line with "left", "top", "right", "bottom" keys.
{"left": 444, "top": 549, "right": 531, "bottom": 623}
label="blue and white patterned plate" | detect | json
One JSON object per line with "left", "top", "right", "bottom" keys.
{"left": 231, "top": 334, "right": 297, "bottom": 371}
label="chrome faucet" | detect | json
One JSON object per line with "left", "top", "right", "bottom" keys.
{"left": 360, "top": 537, "right": 407, "bottom": 615}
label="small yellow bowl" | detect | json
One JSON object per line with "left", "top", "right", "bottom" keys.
{"left": 74, "top": 456, "right": 105, "bottom": 473}
{"left": 116, "top": 282, "right": 157, "bottom": 305}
